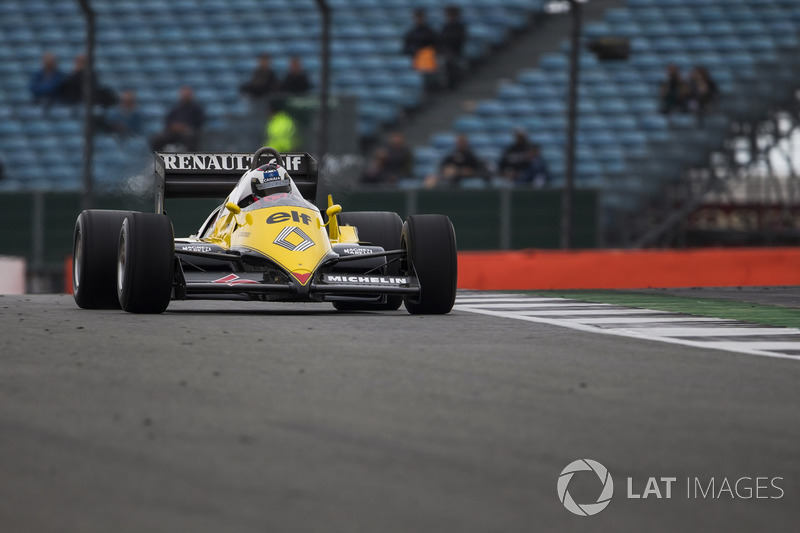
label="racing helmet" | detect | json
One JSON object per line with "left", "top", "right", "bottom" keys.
{"left": 248, "top": 163, "right": 293, "bottom": 197}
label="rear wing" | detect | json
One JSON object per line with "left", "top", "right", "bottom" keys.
{"left": 154, "top": 151, "right": 318, "bottom": 213}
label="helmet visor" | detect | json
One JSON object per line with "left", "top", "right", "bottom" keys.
{"left": 252, "top": 168, "right": 291, "bottom": 195}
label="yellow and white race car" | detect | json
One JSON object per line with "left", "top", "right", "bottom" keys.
{"left": 72, "top": 147, "right": 457, "bottom": 314}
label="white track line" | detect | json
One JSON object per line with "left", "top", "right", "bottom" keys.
{"left": 619, "top": 327, "right": 800, "bottom": 337}
{"left": 458, "top": 293, "right": 526, "bottom": 298}
{"left": 699, "top": 341, "right": 800, "bottom": 351}
{"left": 534, "top": 316, "right": 730, "bottom": 324}
{"left": 457, "top": 302, "right": 617, "bottom": 309}
{"left": 515, "top": 309, "right": 669, "bottom": 316}
{"left": 454, "top": 305, "right": 800, "bottom": 362}
{"left": 454, "top": 298, "right": 571, "bottom": 304}
{"left": 461, "top": 301, "right": 589, "bottom": 309}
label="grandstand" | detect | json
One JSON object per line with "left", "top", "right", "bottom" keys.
{"left": 0, "top": 0, "right": 542, "bottom": 189}
{"left": 412, "top": 0, "right": 800, "bottom": 244}
{"left": 1, "top": 0, "right": 800, "bottom": 247}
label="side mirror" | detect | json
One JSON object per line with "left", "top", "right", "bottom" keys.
{"left": 326, "top": 204, "right": 342, "bottom": 219}
{"left": 225, "top": 201, "right": 241, "bottom": 215}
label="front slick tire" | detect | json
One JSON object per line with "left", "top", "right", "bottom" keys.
{"left": 117, "top": 213, "right": 175, "bottom": 314}
{"left": 73, "top": 210, "right": 133, "bottom": 309}
{"left": 402, "top": 214, "right": 457, "bottom": 315}
{"left": 333, "top": 211, "right": 403, "bottom": 311}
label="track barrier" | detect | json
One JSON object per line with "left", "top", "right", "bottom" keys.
{"left": 458, "top": 248, "right": 800, "bottom": 290}
{"left": 64, "top": 256, "right": 73, "bottom": 294}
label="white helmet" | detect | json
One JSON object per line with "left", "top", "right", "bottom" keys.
{"left": 248, "top": 163, "right": 292, "bottom": 197}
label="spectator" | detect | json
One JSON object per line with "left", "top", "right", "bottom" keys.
{"left": 659, "top": 64, "right": 687, "bottom": 115}
{"left": 687, "top": 66, "right": 718, "bottom": 115}
{"left": 239, "top": 53, "right": 279, "bottom": 99}
{"left": 103, "top": 90, "right": 143, "bottom": 137}
{"left": 59, "top": 53, "right": 117, "bottom": 108}
{"left": 280, "top": 57, "right": 312, "bottom": 96}
{"left": 518, "top": 144, "right": 549, "bottom": 187}
{"left": 362, "top": 132, "right": 414, "bottom": 185}
{"left": 425, "top": 134, "right": 488, "bottom": 187}
{"left": 29, "top": 52, "right": 65, "bottom": 106}
{"left": 150, "top": 86, "right": 206, "bottom": 152}
{"left": 498, "top": 128, "right": 532, "bottom": 182}
{"left": 403, "top": 8, "right": 439, "bottom": 89}
{"left": 439, "top": 6, "right": 467, "bottom": 90}
{"left": 362, "top": 148, "right": 392, "bottom": 184}
{"left": 263, "top": 101, "right": 298, "bottom": 152}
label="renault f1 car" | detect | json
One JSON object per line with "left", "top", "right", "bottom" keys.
{"left": 72, "top": 147, "right": 457, "bottom": 314}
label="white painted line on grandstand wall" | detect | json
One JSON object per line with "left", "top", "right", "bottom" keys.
{"left": 454, "top": 304, "right": 800, "bottom": 362}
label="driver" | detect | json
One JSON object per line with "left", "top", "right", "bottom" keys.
{"left": 238, "top": 163, "right": 293, "bottom": 207}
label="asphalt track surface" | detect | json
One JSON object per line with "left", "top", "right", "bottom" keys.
{"left": 1, "top": 292, "right": 799, "bottom": 532}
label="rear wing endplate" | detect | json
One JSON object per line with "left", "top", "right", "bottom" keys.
{"left": 154, "top": 151, "right": 318, "bottom": 213}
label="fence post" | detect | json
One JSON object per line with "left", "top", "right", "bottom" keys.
{"left": 499, "top": 188, "right": 511, "bottom": 250}
{"left": 32, "top": 191, "right": 44, "bottom": 270}
{"left": 406, "top": 189, "right": 418, "bottom": 218}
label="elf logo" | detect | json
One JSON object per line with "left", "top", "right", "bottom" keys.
{"left": 266, "top": 211, "right": 313, "bottom": 225}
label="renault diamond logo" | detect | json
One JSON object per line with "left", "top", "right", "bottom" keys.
{"left": 274, "top": 226, "right": 315, "bottom": 251}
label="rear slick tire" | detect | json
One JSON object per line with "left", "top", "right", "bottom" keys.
{"left": 117, "top": 212, "right": 175, "bottom": 314}
{"left": 73, "top": 210, "right": 134, "bottom": 309}
{"left": 401, "top": 214, "right": 457, "bottom": 315}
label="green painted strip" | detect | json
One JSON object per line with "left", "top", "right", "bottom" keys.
{"left": 522, "top": 291, "right": 800, "bottom": 329}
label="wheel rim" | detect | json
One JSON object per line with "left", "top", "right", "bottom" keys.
{"left": 117, "top": 231, "right": 126, "bottom": 294}
{"left": 73, "top": 231, "right": 82, "bottom": 291}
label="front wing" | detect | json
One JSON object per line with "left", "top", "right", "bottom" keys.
{"left": 173, "top": 249, "right": 419, "bottom": 302}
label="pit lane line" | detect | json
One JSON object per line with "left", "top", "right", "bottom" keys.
{"left": 454, "top": 293, "right": 800, "bottom": 362}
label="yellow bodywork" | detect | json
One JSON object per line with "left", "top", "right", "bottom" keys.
{"left": 202, "top": 195, "right": 358, "bottom": 286}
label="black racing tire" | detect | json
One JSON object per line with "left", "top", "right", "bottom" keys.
{"left": 401, "top": 214, "right": 457, "bottom": 315}
{"left": 117, "top": 212, "right": 175, "bottom": 314}
{"left": 333, "top": 211, "right": 403, "bottom": 311}
{"left": 73, "top": 210, "right": 134, "bottom": 309}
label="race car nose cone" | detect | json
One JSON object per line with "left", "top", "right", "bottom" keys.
{"left": 291, "top": 272, "right": 312, "bottom": 285}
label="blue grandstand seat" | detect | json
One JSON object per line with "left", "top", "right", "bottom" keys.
{"left": 540, "top": 54, "right": 568, "bottom": 72}
{"left": 517, "top": 69, "right": 548, "bottom": 87}
{"left": 454, "top": 116, "right": 486, "bottom": 134}
{"left": 372, "top": 87, "right": 407, "bottom": 108}
{"left": 497, "top": 84, "right": 527, "bottom": 101}
{"left": 504, "top": 100, "right": 539, "bottom": 116}
{"left": 431, "top": 132, "right": 457, "bottom": 151}
{"left": 537, "top": 100, "right": 566, "bottom": 116}
{"left": 484, "top": 116, "right": 518, "bottom": 134}
{"left": 578, "top": 116, "right": 607, "bottom": 132}
{"left": 474, "top": 100, "right": 507, "bottom": 117}
{"left": 667, "top": 114, "right": 700, "bottom": 129}
{"left": 468, "top": 133, "right": 495, "bottom": 150}
{"left": 626, "top": 97, "right": 658, "bottom": 114}
{"left": 577, "top": 99, "right": 600, "bottom": 115}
